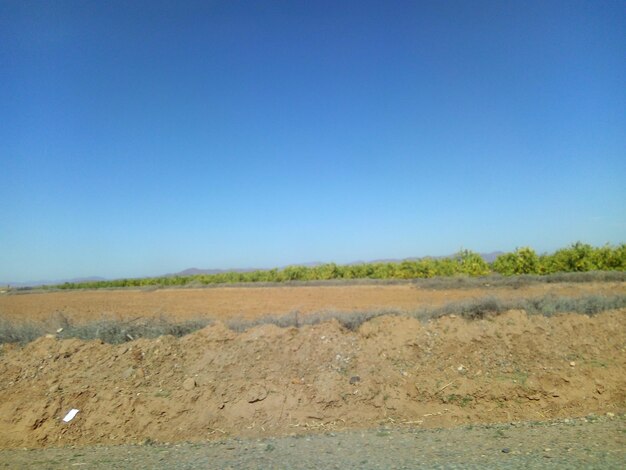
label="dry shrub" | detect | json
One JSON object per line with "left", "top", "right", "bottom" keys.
{"left": 1, "top": 294, "right": 625, "bottom": 345}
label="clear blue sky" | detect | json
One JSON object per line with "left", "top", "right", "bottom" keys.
{"left": 1, "top": 1, "right": 625, "bottom": 282}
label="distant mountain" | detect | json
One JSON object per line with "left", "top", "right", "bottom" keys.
{"left": 166, "top": 263, "right": 325, "bottom": 277}
{"left": 280, "top": 261, "right": 325, "bottom": 268}
{"left": 480, "top": 251, "right": 505, "bottom": 263}
{"left": 2, "top": 252, "right": 506, "bottom": 287}
{"left": 1, "top": 276, "right": 107, "bottom": 288}
{"left": 169, "top": 252, "right": 506, "bottom": 276}
{"left": 167, "top": 267, "right": 261, "bottom": 277}
{"left": 348, "top": 251, "right": 504, "bottom": 265}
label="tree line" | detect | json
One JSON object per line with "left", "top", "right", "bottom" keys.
{"left": 51, "top": 242, "right": 626, "bottom": 290}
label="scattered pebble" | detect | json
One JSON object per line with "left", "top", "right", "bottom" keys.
{"left": 501, "top": 448, "right": 510, "bottom": 453}
{"left": 182, "top": 378, "right": 196, "bottom": 391}
{"left": 569, "top": 361, "right": 576, "bottom": 367}
{"left": 349, "top": 376, "right": 361, "bottom": 385}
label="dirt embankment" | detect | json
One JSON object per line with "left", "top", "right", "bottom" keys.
{"left": 1, "top": 308, "right": 624, "bottom": 449}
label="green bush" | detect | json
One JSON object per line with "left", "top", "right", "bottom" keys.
{"left": 591, "top": 243, "right": 626, "bottom": 270}
{"left": 492, "top": 247, "right": 541, "bottom": 275}
{"left": 455, "top": 249, "right": 491, "bottom": 276}
{"left": 544, "top": 242, "right": 596, "bottom": 272}
{"left": 538, "top": 242, "right": 626, "bottom": 273}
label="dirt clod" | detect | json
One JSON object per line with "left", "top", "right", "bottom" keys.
{"left": 246, "top": 384, "right": 268, "bottom": 403}
{"left": 182, "top": 378, "right": 196, "bottom": 391}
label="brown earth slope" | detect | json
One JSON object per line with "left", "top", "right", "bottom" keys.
{"left": 1, "top": 307, "right": 624, "bottom": 449}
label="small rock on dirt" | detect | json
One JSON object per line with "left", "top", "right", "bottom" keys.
{"left": 182, "top": 378, "right": 196, "bottom": 391}
{"left": 349, "top": 376, "right": 361, "bottom": 385}
{"left": 247, "top": 384, "right": 268, "bottom": 403}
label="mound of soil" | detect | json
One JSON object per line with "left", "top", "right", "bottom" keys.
{"left": 1, "top": 309, "right": 624, "bottom": 449}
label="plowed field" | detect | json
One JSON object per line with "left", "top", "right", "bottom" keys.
{"left": 1, "top": 281, "right": 623, "bottom": 323}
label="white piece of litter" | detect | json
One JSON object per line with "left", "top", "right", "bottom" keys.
{"left": 63, "top": 409, "right": 79, "bottom": 422}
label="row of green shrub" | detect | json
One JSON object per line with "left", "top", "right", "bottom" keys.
{"left": 492, "top": 243, "right": 626, "bottom": 275}
{"left": 50, "top": 242, "right": 625, "bottom": 290}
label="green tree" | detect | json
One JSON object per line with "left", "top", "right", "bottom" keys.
{"left": 544, "top": 242, "right": 595, "bottom": 272}
{"left": 455, "top": 250, "right": 490, "bottom": 276}
{"left": 591, "top": 243, "right": 626, "bottom": 270}
{"left": 493, "top": 247, "right": 540, "bottom": 275}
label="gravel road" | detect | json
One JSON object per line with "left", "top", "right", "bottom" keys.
{"left": 1, "top": 414, "right": 623, "bottom": 469}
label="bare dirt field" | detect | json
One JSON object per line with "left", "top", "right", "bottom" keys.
{"left": 1, "top": 280, "right": 624, "bottom": 323}
{"left": 0, "top": 281, "right": 625, "bottom": 461}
